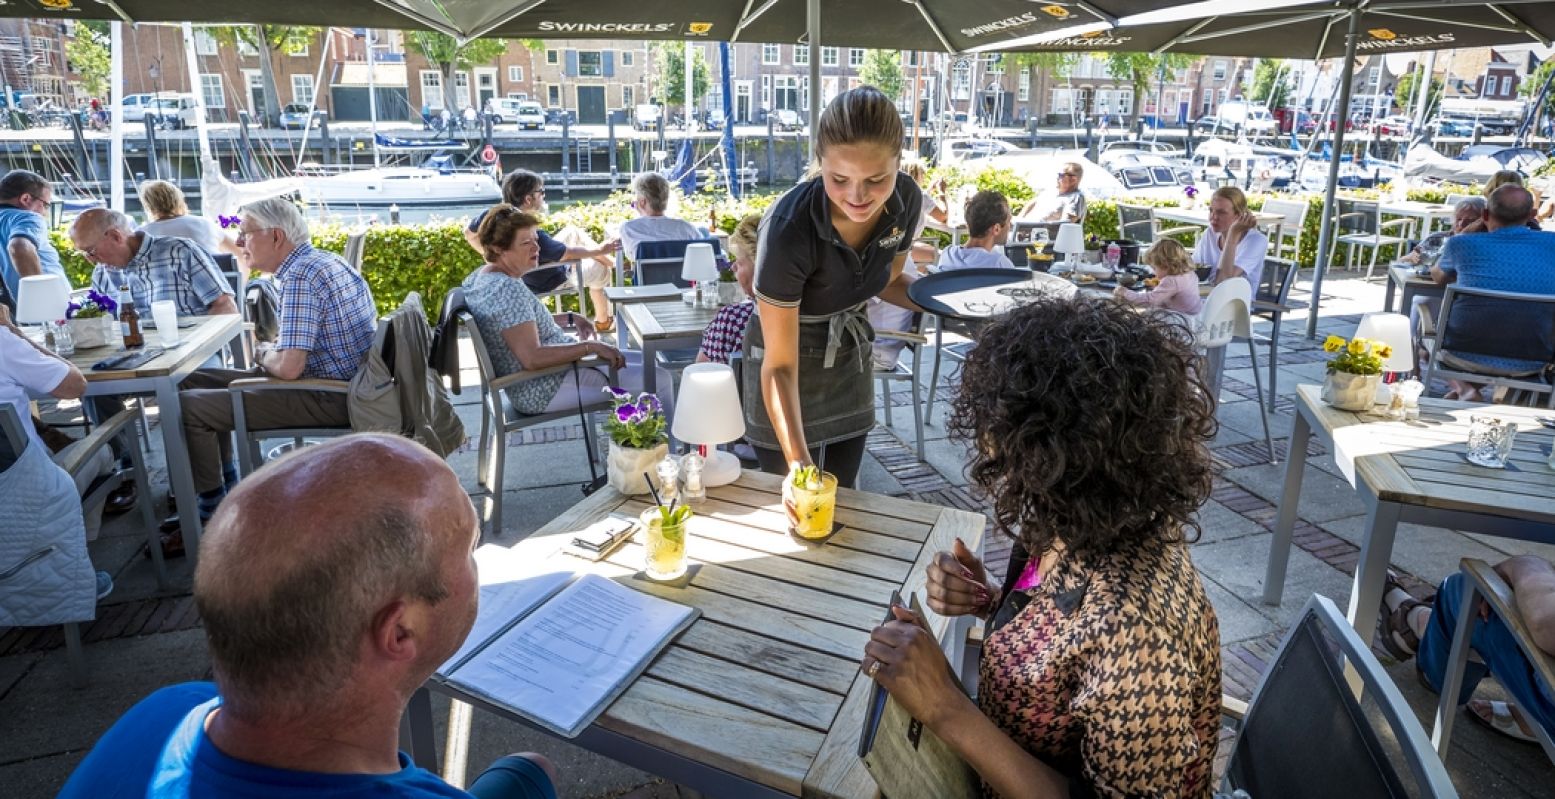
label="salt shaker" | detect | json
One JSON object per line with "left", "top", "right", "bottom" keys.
{"left": 680, "top": 452, "right": 706, "bottom": 503}
{"left": 656, "top": 454, "right": 680, "bottom": 503}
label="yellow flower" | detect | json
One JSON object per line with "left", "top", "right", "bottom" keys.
{"left": 1324, "top": 335, "right": 1345, "bottom": 353}
{"left": 1348, "top": 338, "right": 1368, "bottom": 355}
{"left": 1376, "top": 344, "right": 1393, "bottom": 359}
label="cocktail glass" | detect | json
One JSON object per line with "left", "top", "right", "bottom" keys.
{"left": 790, "top": 471, "right": 839, "bottom": 541}
{"left": 641, "top": 507, "right": 690, "bottom": 580}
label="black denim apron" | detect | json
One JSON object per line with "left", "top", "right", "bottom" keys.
{"left": 741, "top": 303, "right": 876, "bottom": 450}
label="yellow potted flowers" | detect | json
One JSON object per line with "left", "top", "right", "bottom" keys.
{"left": 1321, "top": 334, "right": 1391, "bottom": 411}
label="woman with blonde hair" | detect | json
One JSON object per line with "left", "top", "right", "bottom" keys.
{"left": 1193, "top": 185, "right": 1267, "bottom": 290}
{"left": 136, "top": 180, "right": 239, "bottom": 256}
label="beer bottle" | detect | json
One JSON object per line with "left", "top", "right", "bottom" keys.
{"left": 118, "top": 286, "right": 144, "bottom": 348}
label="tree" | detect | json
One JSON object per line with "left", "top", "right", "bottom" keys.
{"left": 404, "top": 32, "right": 509, "bottom": 117}
{"left": 1520, "top": 58, "right": 1555, "bottom": 121}
{"left": 857, "top": 50, "right": 904, "bottom": 103}
{"left": 210, "top": 25, "right": 320, "bottom": 126}
{"left": 1249, "top": 59, "right": 1292, "bottom": 109}
{"left": 649, "top": 41, "right": 709, "bottom": 112}
{"left": 1102, "top": 52, "right": 1193, "bottom": 127}
{"left": 65, "top": 23, "right": 110, "bottom": 99}
{"left": 1394, "top": 70, "right": 1443, "bottom": 118}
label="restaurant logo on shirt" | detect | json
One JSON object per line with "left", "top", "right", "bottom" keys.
{"left": 1356, "top": 29, "right": 1455, "bottom": 50}
{"left": 878, "top": 227, "right": 906, "bottom": 250}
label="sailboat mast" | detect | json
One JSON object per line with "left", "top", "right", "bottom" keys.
{"left": 367, "top": 28, "right": 380, "bottom": 168}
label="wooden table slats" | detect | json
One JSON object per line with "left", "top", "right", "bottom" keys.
{"left": 620, "top": 300, "right": 721, "bottom": 341}
{"left": 70, "top": 314, "right": 238, "bottom": 380}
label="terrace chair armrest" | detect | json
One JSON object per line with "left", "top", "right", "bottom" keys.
{"left": 1156, "top": 225, "right": 1200, "bottom": 239}
{"left": 52, "top": 408, "right": 140, "bottom": 478}
{"left": 1221, "top": 694, "right": 1249, "bottom": 723}
{"left": 874, "top": 329, "right": 929, "bottom": 346}
{"left": 1460, "top": 558, "right": 1555, "bottom": 693}
{"left": 1379, "top": 218, "right": 1414, "bottom": 233}
{"left": 487, "top": 355, "right": 617, "bottom": 393}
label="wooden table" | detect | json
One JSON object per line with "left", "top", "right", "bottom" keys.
{"left": 619, "top": 299, "right": 721, "bottom": 395}
{"left": 67, "top": 314, "right": 243, "bottom": 558}
{"left": 406, "top": 471, "right": 985, "bottom": 798}
{"left": 1382, "top": 262, "right": 1444, "bottom": 315}
{"left": 604, "top": 283, "right": 685, "bottom": 350}
{"left": 1264, "top": 385, "right": 1555, "bottom": 649}
{"left": 1151, "top": 207, "right": 1286, "bottom": 246}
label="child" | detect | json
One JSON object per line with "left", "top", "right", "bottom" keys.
{"left": 1115, "top": 239, "right": 1203, "bottom": 315}
{"left": 938, "top": 190, "right": 1017, "bottom": 271}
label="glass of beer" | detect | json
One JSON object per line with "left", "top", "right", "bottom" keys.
{"left": 790, "top": 470, "right": 839, "bottom": 541}
{"left": 641, "top": 506, "right": 690, "bottom": 580}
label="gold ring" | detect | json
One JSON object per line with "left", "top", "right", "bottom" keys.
{"left": 867, "top": 660, "right": 882, "bottom": 677}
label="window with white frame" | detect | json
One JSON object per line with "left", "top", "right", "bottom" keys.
{"left": 545, "top": 49, "right": 558, "bottom": 65}
{"left": 985, "top": 55, "right": 1003, "bottom": 75}
{"left": 762, "top": 44, "right": 779, "bottom": 65}
{"left": 1216, "top": 88, "right": 1228, "bottom": 106}
{"left": 622, "top": 85, "right": 634, "bottom": 107}
{"left": 822, "top": 47, "right": 838, "bottom": 67}
{"left": 1118, "top": 89, "right": 1133, "bottom": 115}
{"left": 194, "top": 30, "right": 217, "bottom": 56}
{"left": 951, "top": 61, "right": 971, "bottom": 100}
{"left": 849, "top": 49, "right": 864, "bottom": 68}
{"left": 290, "top": 40, "right": 308, "bottom": 58}
{"left": 761, "top": 74, "right": 772, "bottom": 108}
{"left": 455, "top": 72, "right": 471, "bottom": 109}
{"left": 1050, "top": 87, "right": 1073, "bottom": 115}
{"left": 1097, "top": 88, "right": 1113, "bottom": 114}
{"left": 420, "top": 70, "right": 443, "bottom": 109}
{"left": 1017, "top": 68, "right": 1030, "bottom": 102}
{"left": 291, "top": 75, "right": 314, "bottom": 106}
{"left": 775, "top": 75, "right": 799, "bottom": 110}
{"left": 1213, "top": 60, "right": 1227, "bottom": 81}
{"left": 199, "top": 74, "right": 225, "bottom": 109}
{"left": 547, "top": 84, "right": 561, "bottom": 106}
{"left": 237, "top": 37, "right": 258, "bottom": 57}
{"left": 508, "top": 66, "right": 523, "bottom": 82}
{"left": 621, "top": 50, "right": 634, "bottom": 67}
{"left": 793, "top": 45, "right": 808, "bottom": 66}
{"left": 1501, "top": 75, "right": 1513, "bottom": 95}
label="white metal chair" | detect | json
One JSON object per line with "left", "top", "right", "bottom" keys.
{"left": 873, "top": 312, "right": 928, "bottom": 461}
{"left": 1260, "top": 197, "right": 1310, "bottom": 264}
{"left": 1444, "top": 193, "right": 1477, "bottom": 212}
{"left": 1117, "top": 202, "right": 1199, "bottom": 242}
{"left": 1421, "top": 285, "right": 1555, "bottom": 407}
{"left": 1333, "top": 198, "right": 1414, "bottom": 281}
{"left": 459, "top": 308, "right": 617, "bottom": 536}
{"left": 1199, "top": 278, "right": 1275, "bottom": 462}
{"left": 1431, "top": 558, "right": 1555, "bottom": 765}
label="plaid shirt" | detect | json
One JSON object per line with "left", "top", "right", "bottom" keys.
{"left": 91, "top": 233, "right": 232, "bottom": 317}
{"left": 275, "top": 243, "right": 377, "bottom": 381}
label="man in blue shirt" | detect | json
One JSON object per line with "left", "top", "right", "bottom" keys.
{"left": 0, "top": 169, "right": 67, "bottom": 311}
{"left": 1430, "top": 185, "right": 1555, "bottom": 400}
{"left": 60, "top": 434, "right": 559, "bottom": 799}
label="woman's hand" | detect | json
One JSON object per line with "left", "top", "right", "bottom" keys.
{"left": 1229, "top": 211, "right": 1259, "bottom": 238}
{"left": 572, "top": 315, "right": 598, "bottom": 341}
{"left": 862, "top": 605, "right": 967, "bottom": 728}
{"left": 927, "top": 538, "right": 995, "bottom": 618}
{"left": 780, "top": 460, "right": 812, "bottom": 527}
{"left": 596, "top": 238, "right": 621, "bottom": 257}
{"left": 585, "top": 341, "right": 626, "bottom": 369}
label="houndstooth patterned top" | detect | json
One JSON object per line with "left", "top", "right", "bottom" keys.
{"left": 979, "top": 537, "right": 1221, "bottom": 798}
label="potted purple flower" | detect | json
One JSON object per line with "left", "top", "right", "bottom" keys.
{"left": 64, "top": 290, "right": 118, "bottom": 349}
{"left": 1183, "top": 185, "right": 1200, "bottom": 209}
{"left": 602, "top": 386, "right": 669, "bottom": 495}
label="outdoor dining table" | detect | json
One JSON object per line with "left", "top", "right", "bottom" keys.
{"left": 1378, "top": 199, "right": 1457, "bottom": 237}
{"left": 403, "top": 470, "right": 986, "bottom": 798}
{"left": 1263, "top": 384, "right": 1555, "bottom": 650}
{"left": 618, "top": 298, "right": 721, "bottom": 395}
{"left": 1151, "top": 207, "right": 1286, "bottom": 246}
{"left": 65, "top": 313, "right": 244, "bottom": 559}
{"left": 1382, "top": 262, "right": 1444, "bottom": 315}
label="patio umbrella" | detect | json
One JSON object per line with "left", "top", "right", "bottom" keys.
{"left": 992, "top": 0, "right": 1555, "bottom": 338}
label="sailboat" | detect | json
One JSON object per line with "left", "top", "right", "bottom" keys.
{"left": 296, "top": 134, "right": 501, "bottom": 207}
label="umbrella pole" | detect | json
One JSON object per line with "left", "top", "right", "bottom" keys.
{"left": 808, "top": 0, "right": 820, "bottom": 160}
{"left": 1304, "top": 10, "right": 1360, "bottom": 340}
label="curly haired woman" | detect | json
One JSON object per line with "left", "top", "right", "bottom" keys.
{"left": 860, "top": 298, "right": 1223, "bottom": 799}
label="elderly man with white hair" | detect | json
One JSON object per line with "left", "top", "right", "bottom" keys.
{"left": 162, "top": 198, "right": 377, "bottom": 557}
{"left": 618, "top": 172, "right": 703, "bottom": 261}
{"left": 70, "top": 207, "right": 237, "bottom": 317}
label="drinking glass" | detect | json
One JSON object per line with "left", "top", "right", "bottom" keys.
{"left": 151, "top": 300, "right": 180, "bottom": 346}
{"left": 790, "top": 471, "right": 839, "bottom": 541}
{"left": 1465, "top": 415, "right": 1517, "bottom": 469}
{"left": 641, "top": 507, "right": 689, "bottom": 580}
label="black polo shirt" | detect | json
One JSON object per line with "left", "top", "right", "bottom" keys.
{"left": 753, "top": 172, "right": 921, "bottom": 316}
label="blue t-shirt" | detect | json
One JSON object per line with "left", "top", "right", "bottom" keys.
{"left": 60, "top": 682, "right": 470, "bottom": 798}
{"left": 0, "top": 205, "right": 67, "bottom": 302}
{"left": 1436, "top": 225, "right": 1555, "bottom": 372}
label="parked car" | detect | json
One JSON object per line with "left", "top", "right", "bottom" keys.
{"left": 145, "top": 94, "right": 200, "bottom": 129}
{"left": 772, "top": 109, "right": 804, "bottom": 131}
{"left": 633, "top": 103, "right": 661, "bottom": 131}
{"left": 1195, "top": 101, "right": 1277, "bottom": 136}
{"left": 485, "top": 98, "right": 524, "bottom": 125}
{"left": 278, "top": 103, "right": 324, "bottom": 130}
{"left": 1371, "top": 115, "right": 1412, "bottom": 137}
{"left": 513, "top": 101, "right": 546, "bottom": 130}
{"left": 1431, "top": 118, "right": 1476, "bottom": 137}
{"left": 117, "top": 93, "right": 158, "bottom": 123}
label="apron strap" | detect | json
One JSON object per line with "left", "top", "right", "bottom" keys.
{"left": 147, "top": 697, "right": 222, "bottom": 799}
{"left": 799, "top": 304, "right": 871, "bottom": 371}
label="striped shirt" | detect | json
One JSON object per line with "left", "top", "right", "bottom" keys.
{"left": 275, "top": 243, "right": 378, "bottom": 381}
{"left": 91, "top": 233, "right": 232, "bottom": 317}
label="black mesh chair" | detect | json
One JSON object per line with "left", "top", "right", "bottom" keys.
{"left": 1222, "top": 595, "right": 1456, "bottom": 799}
{"left": 1251, "top": 257, "right": 1306, "bottom": 404}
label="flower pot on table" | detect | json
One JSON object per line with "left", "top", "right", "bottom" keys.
{"left": 607, "top": 440, "right": 670, "bottom": 496}
{"left": 67, "top": 316, "right": 116, "bottom": 349}
{"left": 1321, "top": 370, "right": 1381, "bottom": 412}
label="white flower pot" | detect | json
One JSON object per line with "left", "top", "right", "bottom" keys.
{"left": 607, "top": 440, "right": 670, "bottom": 496}
{"left": 67, "top": 316, "right": 115, "bottom": 349}
{"left": 1321, "top": 370, "right": 1381, "bottom": 412}
{"left": 717, "top": 281, "right": 741, "bottom": 306}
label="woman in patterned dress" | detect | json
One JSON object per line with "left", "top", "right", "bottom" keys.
{"left": 861, "top": 297, "right": 1223, "bottom": 798}
{"left": 695, "top": 214, "right": 759, "bottom": 366}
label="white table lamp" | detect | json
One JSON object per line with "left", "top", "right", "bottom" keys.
{"left": 1053, "top": 223, "right": 1085, "bottom": 273}
{"left": 15, "top": 274, "right": 71, "bottom": 324}
{"left": 1355, "top": 312, "right": 1414, "bottom": 374}
{"left": 682, "top": 242, "right": 719, "bottom": 283}
{"left": 672, "top": 362, "right": 747, "bottom": 487}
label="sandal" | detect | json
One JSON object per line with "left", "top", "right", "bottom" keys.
{"left": 593, "top": 318, "right": 615, "bottom": 334}
{"left": 1379, "top": 571, "right": 1427, "bottom": 661}
{"left": 1466, "top": 699, "right": 1541, "bottom": 745}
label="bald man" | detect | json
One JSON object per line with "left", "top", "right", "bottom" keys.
{"left": 70, "top": 207, "right": 237, "bottom": 318}
{"left": 60, "top": 434, "right": 560, "bottom": 799}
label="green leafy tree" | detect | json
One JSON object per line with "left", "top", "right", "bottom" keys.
{"left": 1102, "top": 53, "right": 1194, "bottom": 126}
{"left": 405, "top": 33, "right": 509, "bottom": 116}
{"left": 649, "top": 41, "right": 709, "bottom": 113}
{"left": 1394, "top": 71, "right": 1443, "bottom": 118}
{"left": 857, "top": 50, "right": 904, "bottom": 103}
{"left": 1249, "top": 59, "right": 1292, "bottom": 109}
{"left": 65, "top": 24, "right": 110, "bottom": 99}
{"left": 210, "top": 25, "right": 320, "bottom": 126}
{"left": 1519, "top": 58, "right": 1555, "bottom": 120}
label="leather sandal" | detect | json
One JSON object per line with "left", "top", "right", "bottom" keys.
{"left": 1466, "top": 700, "right": 1541, "bottom": 745}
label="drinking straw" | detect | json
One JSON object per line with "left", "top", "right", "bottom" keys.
{"left": 644, "top": 472, "right": 663, "bottom": 507}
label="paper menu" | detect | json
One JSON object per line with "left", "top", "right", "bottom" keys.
{"left": 439, "top": 546, "right": 574, "bottom": 676}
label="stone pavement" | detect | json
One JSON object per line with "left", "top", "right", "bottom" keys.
{"left": 2, "top": 272, "right": 1552, "bottom": 798}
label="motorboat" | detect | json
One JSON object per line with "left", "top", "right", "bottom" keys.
{"left": 1401, "top": 143, "right": 1546, "bottom": 185}
{"left": 298, "top": 165, "right": 500, "bottom": 207}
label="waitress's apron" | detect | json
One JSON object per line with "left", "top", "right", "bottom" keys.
{"left": 742, "top": 304, "right": 875, "bottom": 450}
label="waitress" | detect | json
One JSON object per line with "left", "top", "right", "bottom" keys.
{"left": 745, "top": 86, "right": 921, "bottom": 489}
